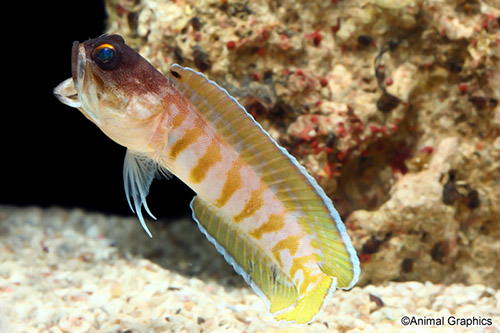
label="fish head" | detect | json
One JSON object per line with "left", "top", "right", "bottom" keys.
{"left": 54, "top": 34, "right": 169, "bottom": 151}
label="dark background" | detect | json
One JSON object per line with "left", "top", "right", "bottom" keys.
{"left": 2, "top": 1, "right": 193, "bottom": 219}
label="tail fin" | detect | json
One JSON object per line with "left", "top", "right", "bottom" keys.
{"left": 274, "top": 274, "right": 335, "bottom": 324}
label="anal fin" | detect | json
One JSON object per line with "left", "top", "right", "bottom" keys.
{"left": 190, "top": 196, "right": 298, "bottom": 314}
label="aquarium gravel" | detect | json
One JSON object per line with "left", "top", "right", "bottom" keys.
{"left": 1, "top": 206, "right": 498, "bottom": 332}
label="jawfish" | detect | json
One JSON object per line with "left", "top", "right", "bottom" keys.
{"left": 54, "top": 34, "right": 360, "bottom": 323}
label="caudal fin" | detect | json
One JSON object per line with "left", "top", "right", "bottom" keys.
{"left": 274, "top": 274, "right": 335, "bottom": 324}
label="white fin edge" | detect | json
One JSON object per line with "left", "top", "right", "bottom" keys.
{"left": 123, "top": 149, "right": 158, "bottom": 238}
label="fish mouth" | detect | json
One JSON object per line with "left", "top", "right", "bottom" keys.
{"left": 53, "top": 41, "right": 85, "bottom": 109}
{"left": 53, "top": 77, "right": 81, "bottom": 108}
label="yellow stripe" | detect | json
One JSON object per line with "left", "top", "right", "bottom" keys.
{"left": 189, "top": 140, "right": 222, "bottom": 184}
{"left": 169, "top": 128, "right": 203, "bottom": 159}
{"left": 215, "top": 160, "right": 242, "bottom": 208}
{"left": 249, "top": 214, "right": 285, "bottom": 239}
{"left": 233, "top": 183, "right": 265, "bottom": 223}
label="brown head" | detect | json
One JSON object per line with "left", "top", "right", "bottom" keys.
{"left": 54, "top": 34, "right": 170, "bottom": 151}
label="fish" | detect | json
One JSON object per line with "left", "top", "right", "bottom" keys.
{"left": 53, "top": 34, "right": 360, "bottom": 324}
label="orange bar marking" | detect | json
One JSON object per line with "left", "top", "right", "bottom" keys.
{"left": 215, "top": 160, "right": 242, "bottom": 208}
{"left": 169, "top": 128, "right": 203, "bottom": 159}
{"left": 233, "top": 183, "right": 265, "bottom": 223}
{"left": 190, "top": 140, "right": 222, "bottom": 184}
{"left": 249, "top": 214, "right": 285, "bottom": 239}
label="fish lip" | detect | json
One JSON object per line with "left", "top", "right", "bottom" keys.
{"left": 71, "top": 41, "right": 80, "bottom": 84}
{"left": 71, "top": 41, "right": 87, "bottom": 91}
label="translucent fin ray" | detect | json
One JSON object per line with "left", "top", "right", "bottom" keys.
{"left": 123, "top": 149, "right": 158, "bottom": 237}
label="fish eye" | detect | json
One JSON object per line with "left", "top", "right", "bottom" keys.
{"left": 92, "top": 43, "right": 119, "bottom": 70}
{"left": 96, "top": 45, "right": 114, "bottom": 62}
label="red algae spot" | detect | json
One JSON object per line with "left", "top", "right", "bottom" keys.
{"left": 313, "top": 33, "right": 322, "bottom": 47}
{"left": 337, "top": 122, "right": 346, "bottom": 136}
{"left": 359, "top": 253, "right": 371, "bottom": 262}
{"left": 392, "top": 150, "right": 410, "bottom": 174}
{"left": 305, "top": 31, "right": 323, "bottom": 47}
{"left": 481, "top": 14, "right": 499, "bottom": 31}
{"left": 252, "top": 72, "right": 262, "bottom": 81}
{"left": 369, "top": 124, "right": 381, "bottom": 134}
{"left": 354, "top": 122, "right": 364, "bottom": 132}
{"left": 458, "top": 82, "right": 467, "bottom": 93}
{"left": 261, "top": 27, "right": 269, "bottom": 40}
{"left": 420, "top": 146, "right": 434, "bottom": 154}
{"left": 311, "top": 140, "right": 323, "bottom": 155}
{"left": 337, "top": 149, "right": 349, "bottom": 162}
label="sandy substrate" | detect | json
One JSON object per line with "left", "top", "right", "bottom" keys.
{"left": 0, "top": 206, "right": 498, "bottom": 332}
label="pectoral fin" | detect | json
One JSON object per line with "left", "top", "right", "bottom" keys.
{"left": 123, "top": 150, "right": 159, "bottom": 237}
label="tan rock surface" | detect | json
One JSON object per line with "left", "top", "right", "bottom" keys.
{"left": 103, "top": 0, "right": 500, "bottom": 288}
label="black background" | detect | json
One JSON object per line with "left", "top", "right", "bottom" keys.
{"left": 2, "top": 1, "right": 194, "bottom": 219}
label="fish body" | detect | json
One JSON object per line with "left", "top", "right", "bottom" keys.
{"left": 54, "top": 35, "right": 360, "bottom": 323}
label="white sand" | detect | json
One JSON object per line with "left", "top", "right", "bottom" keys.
{"left": 0, "top": 206, "right": 498, "bottom": 332}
